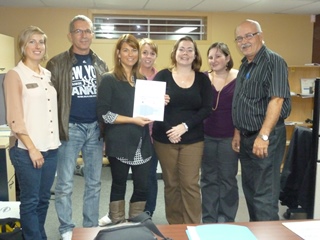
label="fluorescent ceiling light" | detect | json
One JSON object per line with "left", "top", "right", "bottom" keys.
{"left": 101, "top": 25, "right": 115, "bottom": 31}
{"left": 175, "top": 27, "right": 197, "bottom": 33}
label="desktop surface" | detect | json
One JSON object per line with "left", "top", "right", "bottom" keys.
{"left": 72, "top": 220, "right": 306, "bottom": 240}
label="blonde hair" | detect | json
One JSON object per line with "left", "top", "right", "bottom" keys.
{"left": 139, "top": 38, "right": 158, "bottom": 56}
{"left": 18, "top": 26, "right": 48, "bottom": 62}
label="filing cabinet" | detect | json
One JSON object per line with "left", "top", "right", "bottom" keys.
{"left": 0, "top": 137, "right": 16, "bottom": 201}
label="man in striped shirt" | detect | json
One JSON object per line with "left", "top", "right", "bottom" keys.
{"left": 232, "top": 19, "right": 291, "bottom": 221}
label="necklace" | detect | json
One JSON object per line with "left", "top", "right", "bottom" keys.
{"left": 128, "top": 76, "right": 135, "bottom": 87}
{"left": 211, "top": 71, "right": 229, "bottom": 111}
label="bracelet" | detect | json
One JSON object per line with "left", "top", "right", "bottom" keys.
{"left": 182, "top": 122, "right": 188, "bottom": 131}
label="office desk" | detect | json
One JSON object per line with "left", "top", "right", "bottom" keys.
{"left": 72, "top": 220, "right": 305, "bottom": 240}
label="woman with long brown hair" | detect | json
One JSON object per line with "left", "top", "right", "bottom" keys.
{"left": 97, "top": 34, "right": 153, "bottom": 223}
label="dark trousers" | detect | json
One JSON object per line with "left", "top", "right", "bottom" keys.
{"left": 144, "top": 146, "right": 158, "bottom": 215}
{"left": 108, "top": 157, "right": 151, "bottom": 203}
{"left": 201, "top": 136, "right": 239, "bottom": 222}
{"left": 239, "top": 124, "right": 286, "bottom": 221}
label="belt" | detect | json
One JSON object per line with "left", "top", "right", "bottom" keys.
{"left": 240, "top": 130, "right": 259, "bottom": 138}
{"left": 240, "top": 119, "right": 284, "bottom": 138}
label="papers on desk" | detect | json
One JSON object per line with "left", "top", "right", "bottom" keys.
{"left": 0, "top": 124, "right": 11, "bottom": 137}
{"left": 285, "top": 121, "right": 304, "bottom": 125}
{"left": 186, "top": 224, "right": 257, "bottom": 240}
{"left": 0, "top": 201, "right": 20, "bottom": 219}
{"left": 300, "top": 78, "right": 316, "bottom": 95}
{"left": 282, "top": 220, "right": 320, "bottom": 240}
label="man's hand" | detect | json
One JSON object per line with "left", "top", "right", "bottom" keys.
{"left": 253, "top": 137, "right": 269, "bottom": 158}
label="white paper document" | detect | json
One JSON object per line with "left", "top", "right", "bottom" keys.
{"left": 300, "top": 78, "right": 316, "bottom": 95}
{"left": 0, "top": 201, "right": 21, "bottom": 219}
{"left": 282, "top": 220, "right": 320, "bottom": 240}
{"left": 133, "top": 79, "right": 166, "bottom": 121}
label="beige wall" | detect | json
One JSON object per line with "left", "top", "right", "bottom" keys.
{"left": 0, "top": 7, "right": 314, "bottom": 70}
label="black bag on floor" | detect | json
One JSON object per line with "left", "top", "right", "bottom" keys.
{"left": 94, "top": 212, "right": 172, "bottom": 240}
{"left": 0, "top": 218, "right": 23, "bottom": 240}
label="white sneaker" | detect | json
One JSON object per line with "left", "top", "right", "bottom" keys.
{"left": 61, "top": 231, "right": 72, "bottom": 240}
{"left": 98, "top": 214, "right": 112, "bottom": 226}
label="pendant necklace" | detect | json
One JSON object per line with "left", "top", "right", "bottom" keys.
{"left": 211, "top": 71, "right": 229, "bottom": 111}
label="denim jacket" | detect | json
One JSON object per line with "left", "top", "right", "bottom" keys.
{"left": 46, "top": 47, "right": 108, "bottom": 141}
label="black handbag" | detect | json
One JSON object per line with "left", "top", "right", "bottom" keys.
{"left": 94, "top": 212, "right": 172, "bottom": 240}
{"left": 0, "top": 218, "right": 23, "bottom": 240}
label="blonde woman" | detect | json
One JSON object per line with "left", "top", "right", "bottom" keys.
{"left": 4, "top": 26, "right": 60, "bottom": 240}
{"left": 139, "top": 38, "right": 159, "bottom": 216}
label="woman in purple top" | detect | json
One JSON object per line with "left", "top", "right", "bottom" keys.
{"left": 201, "top": 42, "right": 240, "bottom": 223}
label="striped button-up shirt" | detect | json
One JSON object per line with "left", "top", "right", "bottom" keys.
{"left": 232, "top": 45, "right": 291, "bottom": 132}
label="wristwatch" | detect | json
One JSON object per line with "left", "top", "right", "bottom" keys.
{"left": 259, "top": 134, "right": 269, "bottom": 141}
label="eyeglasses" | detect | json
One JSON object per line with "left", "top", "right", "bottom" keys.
{"left": 235, "top": 32, "right": 260, "bottom": 43}
{"left": 71, "top": 29, "right": 93, "bottom": 35}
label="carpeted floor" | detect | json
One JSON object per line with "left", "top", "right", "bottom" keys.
{"left": 45, "top": 165, "right": 300, "bottom": 239}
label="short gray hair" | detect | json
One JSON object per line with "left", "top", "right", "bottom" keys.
{"left": 69, "top": 15, "right": 93, "bottom": 33}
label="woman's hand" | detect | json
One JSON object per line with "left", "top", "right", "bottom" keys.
{"left": 132, "top": 116, "right": 153, "bottom": 127}
{"left": 164, "top": 94, "right": 170, "bottom": 105}
{"left": 29, "top": 148, "right": 44, "bottom": 169}
{"left": 168, "top": 135, "right": 181, "bottom": 144}
{"left": 166, "top": 123, "right": 187, "bottom": 143}
{"left": 16, "top": 133, "right": 44, "bottom": 168}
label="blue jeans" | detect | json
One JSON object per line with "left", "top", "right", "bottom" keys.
{"left": 144, "top": 146, "right": 158, "bottom": 215}
{"left": 55, "top": 122, "right": 103, "bottom": 234}
{"left": 9, "top": 146, "right": 58, "bottom": 240}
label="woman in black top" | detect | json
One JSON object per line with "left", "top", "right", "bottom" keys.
{"left": 152, "top": 36, "right": 213, "bottom": 224}
{"left": 97, "top": 34, "right": 153, "bottom": 224}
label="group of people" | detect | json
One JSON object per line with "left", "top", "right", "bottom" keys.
{"left": 3, "top": 14, "right": 291, "bottom": 240}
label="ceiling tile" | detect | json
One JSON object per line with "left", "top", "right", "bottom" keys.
{"left": 0, "top": 0, "right": 320, "bottom": 14}
{"left": 143, "top": 0, "right": 204, "bottom": 11}
{"left": 0, "top": 0, "right": 44, "bottom": 7}
{"left": 235, "top": 0, "right": 320, "bottom": 14}
{"left": 42, "top": 0, "right": 95, "bottom": 8}
{"left": 191, "top": 0, "right": 260, "bottom": 12}
{"left": 94, "top": 0, "right": 149, "bottom": 9}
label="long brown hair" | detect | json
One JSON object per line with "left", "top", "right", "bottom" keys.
{"left": 112, "top": 34, "right": 143, "bottom": 81}
{"left": 170, "top": 36, "right": 202, "bottom": 71}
